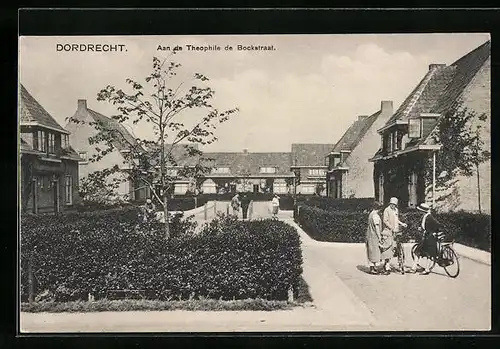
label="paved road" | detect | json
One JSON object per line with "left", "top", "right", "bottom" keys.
{"left": 21, "top": 202, "right": 491, "bottom": 332}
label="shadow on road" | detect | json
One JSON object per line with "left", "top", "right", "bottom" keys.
{"left": 356, "top": 265, "right": 373, "bottom": 274}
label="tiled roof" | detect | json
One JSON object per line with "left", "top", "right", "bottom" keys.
{"left": 383, "top": 40, "right": 490, "bottom": 145}
{"left": 290, "top": 144, "right": 334, "bottom": 166}
{"left": 87, "top": 109, "right": 140, "bottom": 152}
{"left": 332, "top": 111, "right": 381, "bottom": 153}
{"left": 164, "top": 144, "right": 201, "bottom": 167}
{"left": 19, "top": 85, "right": 69, "bottom": 134}
{"left": 203, "top": 151, "right": 293, "bottom": 175}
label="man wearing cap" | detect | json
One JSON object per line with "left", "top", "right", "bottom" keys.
{"left": 142, "top": 198, "right": 156, "bottom": 223}
{"left": 380, "top": 197, "right": 407, "bottom": 274}
{"left": 410, "top": 203, "right": 443, "bottom": 275}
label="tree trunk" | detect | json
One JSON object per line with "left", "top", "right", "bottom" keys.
{"left": 163, "top": 193, "right": 170, "bottom": 239}
{"left": 476, "top": 163, "right": 482, "bottom": 214}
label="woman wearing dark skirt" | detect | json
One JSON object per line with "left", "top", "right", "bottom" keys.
{"left": 410, "top": 203, "right": 442, "bottom": 275}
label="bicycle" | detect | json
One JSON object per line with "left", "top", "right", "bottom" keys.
{"left": 411, "top": 232, "right": 460, "bottom": 278}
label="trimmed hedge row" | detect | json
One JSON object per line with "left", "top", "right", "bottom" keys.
{"left": 296, "top": 205, "right": 491, "bottom": 252}
{"left": 297, "top": 197, "right": 375, "bottom": 212}
{"left": 21, "top": 211, "right": 302, "bottom": 302}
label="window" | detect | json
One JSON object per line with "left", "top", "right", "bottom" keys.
{"left": 392, "top": 130, "right": 400, "bottom": 151}
{"left": 300, "top": 184, "right": 315, "bottom": 194}
{"left": 273, "top": 182, "right": 288, "bottom": 194}
{"left": 408, "top": 118, "right": 422, "bottom": 138}
{"left": 212, "top": 167, "right": 230, "bottom": 174}
{"left": 260, "top": 167, "right": 276, "bottom": 174}
{"left": 174, "top": 183, "right": 188, "bottom": 195}
{"left": 333, "top": 156, "right": 340, "bottom": 167}
{"left": 62, "top": 134, "right": 70, "bottom": 149}
{"left": 36, "top": 130, "right": 46, "bottom": 152}
{"left": 167, "top": 169, "right": 178, "bottom": 177}
{"left": 65, "top": 175, "right": 73, "bottom": 205}
{"left": 48, "top": 133, "right": 55, "bottom": 153}
{"left": 309, "top": 169, "right": 327, "bottom": 176}
{"left": 78, "top": 151, "right": 88, "bottom": 162}
{"left": 201, "top": 179, "right": 217, "bottom": 194}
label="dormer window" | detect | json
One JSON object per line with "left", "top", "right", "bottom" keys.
{"left": 35, "top": 130, "right": 46, "bottom": 152}
{"left": 408, "top": 118, "right": 422, "bottom": 139}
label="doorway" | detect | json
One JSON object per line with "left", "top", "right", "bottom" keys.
{"left": 253, "top": 184, "right": 259, "bottom": 193}
{"left": 53, "top": 178, "right": 60, "bottom": 213}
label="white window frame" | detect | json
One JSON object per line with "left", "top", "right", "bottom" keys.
{"left": 300, "top": 184, "right": 315, "bottom": 194}
{"left": 78, "top": 151, "right": 88, "bottom": 163}
{"left": 167, "top": 169, "right": 178, "bottom": 177}
{"left": 37, "top": 130, "right": 46, "bottom": 152}
{"left": 174, "top": 183, "right": 189, "bottom": 195}
{"left": 48, "top": 133, "right": 56, "bottom": 153}
{"left": 65, "top": 175, "right": 73, "bottom": 205}
{"left": 212, "top": 167, "right": 230, "bottom": 174}
{"left": 408, "top": 118, "right": 422, "bottom": 139}
{"left": 62, "top": 134, "right": 70, "bottom": 149}
{"left": 308, "top": 169, "right": 327, "bottom": 176}
{"left": 260, "top": 167, "right": 276, "bottom": 174}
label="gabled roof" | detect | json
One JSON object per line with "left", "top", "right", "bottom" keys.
{"left": 290, "top": 144, "right": 334, "bottom": 166}
{"left": 332, "top": 111, "right": 381, "bottom": 153}
{"left": 86, "top": 108, "right": 144, "bottom": 153}
{"left": 19, "top": 84, "right": 69, "bottom": 134}
{"left": 163, "top": 144, "right": 202, "bottom": 167}
{"left": 203, "top": 151, "right": 293, "bottom": 176}
{"left": 383, "top": 40, "right": 490, "bottom": 144}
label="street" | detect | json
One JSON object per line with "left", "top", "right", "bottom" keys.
{"left": 21, "top": 201, "right": 491, "bottom": 332}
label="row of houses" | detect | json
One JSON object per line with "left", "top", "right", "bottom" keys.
{"left": 19, "top": 40, "right": 490, "bottom": 214}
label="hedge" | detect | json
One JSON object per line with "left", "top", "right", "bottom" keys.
{"left": 296, "top": 205, "right": 491, "bottom": 252}
{"left": 20, "top": 211, "right": 302, "bottom": 302}
{"left": 297, "top": 197, "right": 375, "bottom": 212}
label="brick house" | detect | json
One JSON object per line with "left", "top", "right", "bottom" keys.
{"left": 65, "top": 99, "right": 148, "bottom": 201}
{"left": 369, "top": 41, "right": 490, "bottom": 212}
{"left": 290, "top": 144, "right": 334, "bottom": 196}
{"left": 20, "top": 85, "right": 81, "bottom": 214}
{"left": 200, "top": 149, "right": 295, "bottom": 194}
{"left": 326, "top": 101, "right": 393, "bottom": 198}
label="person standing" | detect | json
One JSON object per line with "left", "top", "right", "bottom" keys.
{"left": 141, "top": 198, "right": 156, "bottom": 223}
{"left": 410, "top": 203, "right": 443, "bottom": 275}
{"left": 271, "top": 194, "right": 280, "bottom": 217}
{"left": 366, "top": 201, "right": 383, "bottom": 274}
{"left": 231, "top": 193, "right": 241, "bottom": 217}
{"left": 380, "top": 197, "right": 407, "bottom": 274}
{"left": 240, "top": 193, "right": 251, "bottom": 220}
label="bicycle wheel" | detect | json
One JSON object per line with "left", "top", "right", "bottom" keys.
{"left": 398, "top": 244, "right": 405, "bottom": 274}
{"left": 442, "top": 246, "right": 460, "bottom": 278}
{"left": 411, "top": 244, "right": 420, "bottom": 261}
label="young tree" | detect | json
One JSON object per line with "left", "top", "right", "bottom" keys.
{"left": 425, "top": 101, "right": 490, "bottom": 211}
{"left": 68, "top": 55, "right": 238, "bottom": 238}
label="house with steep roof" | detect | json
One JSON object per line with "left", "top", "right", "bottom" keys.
{"left": 326, "top": 100, "right": 394, "bottom": 198}
{"left": 20, "top": 84, "right": 81, "bottom": 214}
{"left": 65, "top": 99, "right": 150, "bottom": 201}
{"left": 201, "top": 149, "right": 295, "bottom": 194}
{"left": 369, "top": 41, "right": 490, "bottom": 212}
{"left": 290, "top": 143, "right": 334, "bottom": 195}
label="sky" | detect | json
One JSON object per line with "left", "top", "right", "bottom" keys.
{"left": 19, "top": 33, "right": 490, "bottom": 152}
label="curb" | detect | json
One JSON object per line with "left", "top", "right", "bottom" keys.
{"left": 453, "top": 243, "right": 491, "bottom": 266}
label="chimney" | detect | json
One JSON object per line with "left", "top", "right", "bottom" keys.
{"left": 428, "top": 63, "right": 446, "bottom": 71}
{"left": 243, "top": 148, "right": 248, "bottom": 154}
{"left": 358, "top": 115, "right": 368, "bottom": 121}
{"left": 381, "top": 100, "right": 393, "bottom": 114}
{"left": 78, "top": 99, "right": 87, "bottom": 111}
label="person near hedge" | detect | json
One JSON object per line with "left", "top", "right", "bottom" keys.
{"left": 366, "top": 201, "right": 383, "bottom": 275}
{"left": 271, "top": 194, "right": 280, "bottom": 217}
{"left": 240, "top": 194, "right": 251, "bottom": 220}
{"left": 231, "top": 193, "right": 241, "bottom": 217}
{"left": 380, "top": 197, "right": 407, "bottom": 274}
{"left": 410, "top": 203, "right": 444, "bottom": 275}
{"left": 141, "top": 198, "right": 156, "bottom": 223}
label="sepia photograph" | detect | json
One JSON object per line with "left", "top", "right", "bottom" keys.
{"left": 18, "top": 32, "right": 491, "bottom": 332}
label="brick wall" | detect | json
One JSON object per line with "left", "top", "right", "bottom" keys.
{"left": 425, "top": 58, "right": 490, "bottom": 213}
{"left": 343, "top": 102, "right": 393, "bottom": 198}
